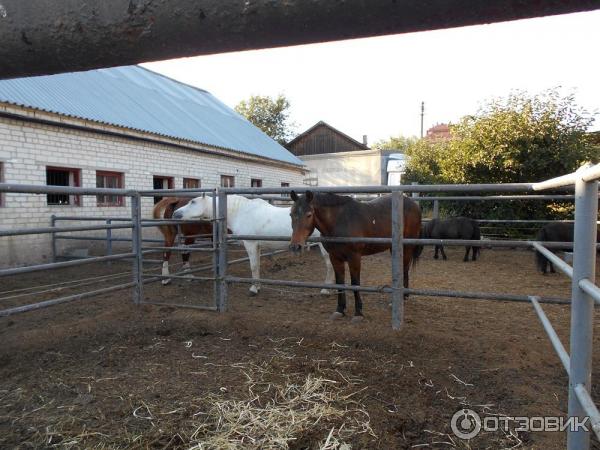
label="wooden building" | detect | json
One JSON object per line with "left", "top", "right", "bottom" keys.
{"left": 286, "top": 121, "right": 369, "bottom": 156}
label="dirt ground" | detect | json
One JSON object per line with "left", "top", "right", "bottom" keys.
{"left": 1, "top": 245, "right": 600, "bottom": 449}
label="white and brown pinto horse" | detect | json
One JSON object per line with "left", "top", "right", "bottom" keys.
{"left": 153, "top": 197, "right": 213, "bottom": 285}
{"left": 173, "top": 194, "right": 335, "bottom": 296}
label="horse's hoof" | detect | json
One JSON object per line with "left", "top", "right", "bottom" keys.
{"left": 433, "top": 255, "right": 439, "bottom": 260}
{"left": 320, "top": 289, "right": 331, "bottom": 295}
{"left": 351, "top": 315, "right": 364, "bottom": 323}
{"left": 330, "top": 312, "right": 344, "bottom": 320}
{"left": 161, "top": 279, "right": 171, "bottom": 286}
{"left": 248, "top": 290, "right": 258, "bottom": 297}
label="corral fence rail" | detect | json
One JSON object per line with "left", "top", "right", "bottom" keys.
{"left": 1, "top": 163, "right": 600, "bottom": 448}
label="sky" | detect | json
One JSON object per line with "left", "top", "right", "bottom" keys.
{"left": 142, "top": 10, "right": 600, "bottom": 146}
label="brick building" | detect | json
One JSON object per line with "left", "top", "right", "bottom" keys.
{"left": 425, "top": 123, "right": 452, "bottom": 140}
{"left": 0, "top": 66, "right": 305, "bottom": 266}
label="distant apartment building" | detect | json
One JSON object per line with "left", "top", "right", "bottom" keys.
{"left": 426, "top": 123, "right": 452, "bottom": 140}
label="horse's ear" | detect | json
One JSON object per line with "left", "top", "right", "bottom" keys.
{"left": 290, "top": 190, "right": 298, "bottom": 201}
{"left": 305, "top": 190, "right": 313, "bottom": 203}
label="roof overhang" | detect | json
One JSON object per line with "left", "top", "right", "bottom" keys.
{"left": 1, "top": 0, "right": 599, "bottom": 79}
{"left": 0, "top": 102, "right": 307, "bottom": 173}
{"left": 299, "top": 148, "right": 384, "bottom": 160}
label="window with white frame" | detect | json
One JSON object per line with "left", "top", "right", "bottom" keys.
{"left": 96, "top": 170, "right": 125, "bottom": 207}
{"left": 221, "top": 175, "right": 235, "bottom": 187}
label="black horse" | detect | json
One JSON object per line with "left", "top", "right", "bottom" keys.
{"left": 422, "top": 217, "right": 481, "bottom": 262}
{"left": 534, "top": 222, "right": 600, "bottom": 274}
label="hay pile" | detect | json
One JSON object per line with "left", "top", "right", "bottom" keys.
{"left": 188, "top": 370, "right": 375, "bottom": 449}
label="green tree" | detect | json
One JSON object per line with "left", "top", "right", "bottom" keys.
{"left": 403, "top": 138, "right": 453, "bottom": 185}
{"left": 235, "top": 94, "right": 295, "bottom": 144}
{"left": 373, "top": 135, "right": 418, "bottom": 151}
{"left": 402, "top": 89, "right": 598, "bottom": 220}
{"left": 443, "top": 90, "right": 596, "bottom": 184}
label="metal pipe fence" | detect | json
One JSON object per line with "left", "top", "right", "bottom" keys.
{"left": 44, "top": 189, "right": 590, "bottom": 262}
{"left": 212, "top": 166, "right": 599, "bottom": 448}
{"left": 1, "top": 164, "right": 600, "bottom": 447}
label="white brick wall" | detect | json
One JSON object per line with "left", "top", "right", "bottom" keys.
{"left": 0, "top": 113, "right": 305, "bottom": 267}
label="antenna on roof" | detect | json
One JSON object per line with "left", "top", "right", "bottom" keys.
{"left": 420, "top": 101, "right": 425, "bottom": 138}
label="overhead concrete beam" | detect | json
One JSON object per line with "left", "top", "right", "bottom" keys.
{"left": 0, "top": 0, "right": 599, "bottom": 79}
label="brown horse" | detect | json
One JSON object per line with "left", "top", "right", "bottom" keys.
{"left": 153, "top": 197, "right": 213, "bottom": 285}
{"left": 289, "top": 191, "right": 422, "bottom": 321}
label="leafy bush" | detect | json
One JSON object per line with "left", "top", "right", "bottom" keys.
{"left": 404, "top": 89, "right": 597, "bottom": 221}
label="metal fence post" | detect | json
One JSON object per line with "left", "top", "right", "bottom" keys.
{"left": 130, "top": 194, "right": 143, "bottom": 305}
{"left": 567, "top": 176, "right": 599, "bottom": 450}
{"left": 217, "top": 190, "right": 228, "bottom": 312}
{"left": 391, "top": 190, "right": 404, "bottom": 330}
{"left": 106, "top": 219, "right": 112, "bottom": 265}
{"left": 50, "top": 214, "right": 57, "bottom": 262}
{"left": 432, "top": 199, "right": 440, "bottom": 219}
{"left": 411, "top": 182, "right": 419, "bottom": 200}
{"left": 212, "top": 190, "right": 220, "bottom": 308}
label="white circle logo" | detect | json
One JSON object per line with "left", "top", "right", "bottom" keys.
{"left": 451, "top": 409, "right": 482, "bottom": 439}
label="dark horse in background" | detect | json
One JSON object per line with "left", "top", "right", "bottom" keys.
{"left": 422, "top": 217, "right": 481, "bottom": 262}
{"left": 535, "top": 222, "right": 600, "bottom": 274}
{"left": 289, "top": 191, "right": 422, "bottom": 321}
{"left": 153, "top": 197, "right": 213, "bottom": 285}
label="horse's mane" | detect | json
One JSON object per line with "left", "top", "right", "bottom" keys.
{"left": 313, "top": 193, "right": 355, "bottom": 207}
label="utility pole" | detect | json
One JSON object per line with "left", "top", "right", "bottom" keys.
{"left": 420, "top": 101, "right": 425, "bottom": 138}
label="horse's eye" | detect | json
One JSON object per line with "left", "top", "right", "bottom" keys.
{"left": 306, "top": 212, "right": 312, "bottom": 218}
{"left": 191, "top": 200, "right": 195, "bottom": 204}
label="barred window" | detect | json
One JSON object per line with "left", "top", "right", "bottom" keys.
{"left": 96, "top": 171, "right": 124, "bottom": 207}
{"left": 183, "top": 178, "right": 200, "bottom": 189}
{"left": 221, "top": 175, "right": 235, "bottom": 187}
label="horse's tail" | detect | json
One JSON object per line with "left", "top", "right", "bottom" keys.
{"left": 535, "top": 227, "right": 547, "bottom": 273}
{"left": 412, "top": 227, "right": 425, "bottom": 269}
{"left": 472, "top": 221, "right": 481, "bottom": 259}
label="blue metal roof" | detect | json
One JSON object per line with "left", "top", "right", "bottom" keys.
{"left": 0, "top": 65, "right": 303, "bottom": 166}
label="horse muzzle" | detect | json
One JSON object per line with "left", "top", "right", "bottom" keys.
{"left": 173, "top": 211, "right": 183, "bottom": 220}
{"left": 289, "top": 243, "right": 303, "bottom": 254}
